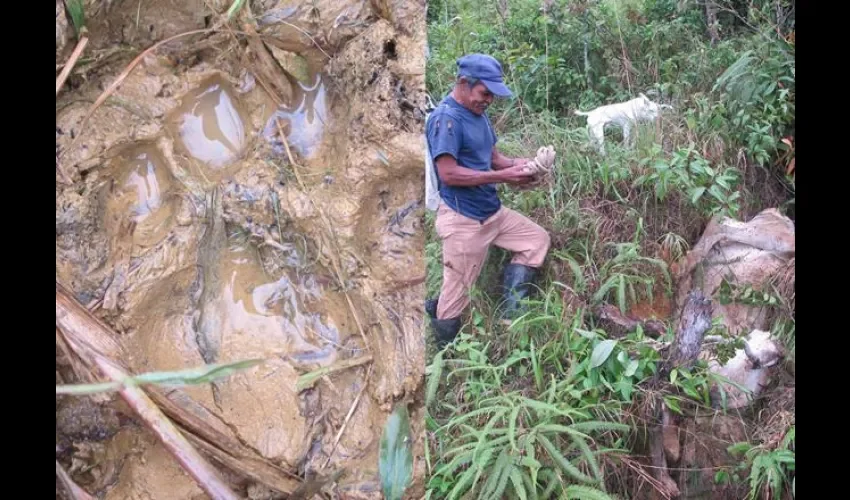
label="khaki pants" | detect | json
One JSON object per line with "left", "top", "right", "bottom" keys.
{"left": 434, "top": 202, "right": 551, "bottom": 319}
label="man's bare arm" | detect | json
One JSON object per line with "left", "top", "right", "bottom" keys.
{"left": 436, "top": 154, "right": 532, "bottom": 186}
{"left": 491, "top": 146, "right": 529, "bottom": 171}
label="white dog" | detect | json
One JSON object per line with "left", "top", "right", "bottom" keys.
{"left": 574, "top": 93, "right": 672, "bottom": 154}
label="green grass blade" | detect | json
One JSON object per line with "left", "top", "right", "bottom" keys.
{"left": 509, "top": 467, "right": 528, "bottom": 500}
{"left": 426, "top": 350, "right": 444, "bottom": 407}
{"left": 56, "top": 381, "right": 121, "bottom": 395}
{"left": 63, "top": 0, "right": 86, "bottom": 37}
{"left": 226, "top": 0, "right": 246, "bottom": 20}
{"left": 564, "top": 484, "right": 615, "bottom": 500}
{"left": 379, "top": 404, "right": 414, "bottom": 500}
{"left": 132, "top": 358, "right": 264, "bottom": 386}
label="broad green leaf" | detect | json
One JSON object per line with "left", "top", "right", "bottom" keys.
{"left": 690, "top": 186, "right": 707, "bottom": 205}
{"left": 664, "top": 396, "right": 683, "bottom": 415}
{"left": 64, "top": 0, "right": 86, "bottom": 36}
{"left": 379, "top": 404, "right": 413, "bottom": 500}
{"left": 624, "top": 359, "right": 639, "bottom": 377}
{"left": 590, "top": 340, "right": 617, "bottom": 368}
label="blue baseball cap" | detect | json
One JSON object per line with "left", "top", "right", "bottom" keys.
{"left": 457, "top": 54, "right": 513, "bottom": 98}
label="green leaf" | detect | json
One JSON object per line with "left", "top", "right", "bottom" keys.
{"left": 133, "top": 358, "right": 264, "bottom": 386}
{"left": 573, "top": 435, "right": 604, "bottom": 486}
{"left": 624, "top": 359, "right": 639, "bottom": 377}
{"left": 58, "top": 359, "right": 264, "bottom": 395}
{"left": 616, "top": 275, "right": 627, "bottom": 314}
{"left": 509, "top": 468, "right": 528, "bottom": 500}
{"left": 664, "top": 396, "right": 683, "bottom": 415}
{"left": 509, "top": 405, "right": 522, "bottom": 452}
{"left": 379, "top": 404, "right": 414, "bottom": 500}
{"left": 590, "top": 340, "right": 617, "bottom": 368}
{"left": 564, "top": 485, "right": 615, "bottom": 500}
{"left": 64, "top": 0, "right": 86, "bottom": 37}
{"left": 538, "top": 434, "right": 596, "bottom": 484}
{"left": 296, "top": 356, "right": 372, "bottom": 391}
{"left": 569, "top": 421, "right": 631, "bottom": 434}
{"left": 55, "top": 381, "right": 122, "bottom": 395}
{"left": 226, "top": 0, "right": 246, "bottom": 20}
{"left": 690, "top": 186, "right": 707, "bottom": 205}
{"left": 426, "top": 350, "right": 444, "bottom": 407}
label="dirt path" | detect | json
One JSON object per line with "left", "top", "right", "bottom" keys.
{"left": 56, "top": 1, "right": 427, "bottom": 498}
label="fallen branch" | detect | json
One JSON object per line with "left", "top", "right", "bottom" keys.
{"left": 665, "top": 290, "right": 713, "bottom": 370}
{"left": 56, "top": 282, "right": 239, "bottom": 500}
{"left": 56, "top": 460, "right": 96, "bottom": 500}
{"left": 56, "top": 33, "right": 89, "bottom": 96}
{"left": 649, "top": 289, "right": 713, "bottom": 498}
{"left": 242, "top": 23, "right": 296, "bottom": 107}
{"left": 145, "top": 387, "right": 302, "bottom": 494}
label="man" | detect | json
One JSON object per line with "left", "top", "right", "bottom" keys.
{"left": 425, "top": 53, "right": 552, "bottom": 347}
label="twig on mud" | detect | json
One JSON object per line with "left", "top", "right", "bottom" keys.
{"left": 618, "top": 455, "right": 675, "bottom": 500}
{"left": 323, "top": 363, "right": 373, "bottom": 468}
{"left": 275, "top": 119, "right": 372, "bottom": 351}
{"left": 56, "top": 33, "right": 89, "bottom": 96}
{"left": 59, "top": 28, "right": 213, "bottom": 161}
{"left": 385, "top": 275, "right": 427, "bottom": 293}
{"left": 57, "top": 155, "right": 73, "bottom": 185}
{"left": 258, "top": 20, "right": 332, "bottom": 61}
{"left": 56, "top": 460, "right": 96, "bottom": 500}
{"left": 56, "top": 282, "right": 239, "bottom": 500}
{"left": 296, "top": 355, "right": 373, "bottom": 391}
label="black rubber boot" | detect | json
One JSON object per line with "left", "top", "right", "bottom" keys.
{"left": 425, "top": 298, "right": 438, "bottom": 320}
{"left": 432, "top": 317, "right": 461, "bottom": 348}
{"left": 500, "top": 263, "right": 537, "bottom": 323}
{"left": 425, "top": 297, "right": 460, "bottom": 348}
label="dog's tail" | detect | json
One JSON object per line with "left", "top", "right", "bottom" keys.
{"left": 573, "top": 110, "right": 590, "bottom": 117}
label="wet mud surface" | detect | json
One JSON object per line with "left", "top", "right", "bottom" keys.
{"left": 56, "top": 1, "right": 427, "bottom": 498}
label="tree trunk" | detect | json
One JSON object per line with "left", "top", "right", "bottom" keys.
{"left": 705, "top": 0, "right": 720, "bottom": 45}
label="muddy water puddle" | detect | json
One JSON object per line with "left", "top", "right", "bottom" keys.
{"left": 166, "top": 75, "right": 251, "bottom": 183}
{"left": 100, "top": 143, "right": 179, "bottom": 248}
{"left": 263, "top": 74, "right": 328, "bottom": 158}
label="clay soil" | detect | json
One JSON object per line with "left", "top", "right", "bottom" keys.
{"left": 56, "top": 1, "right": 428, "bottom": 498}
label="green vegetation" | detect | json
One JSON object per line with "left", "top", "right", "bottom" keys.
{"left": 425, "top": 1, "right": 794, "bottom": 498}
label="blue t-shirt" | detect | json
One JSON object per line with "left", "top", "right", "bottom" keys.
{"left": 427, "top": 95, "right": 500, "bottom": 221}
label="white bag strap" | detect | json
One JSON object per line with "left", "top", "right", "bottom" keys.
{"left": 424, "top": 95, "right": 441, "bottom": 211}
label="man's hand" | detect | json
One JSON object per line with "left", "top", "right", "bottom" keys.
{"left": 513, "top": 158, "right": 532, "bottom": 169}
{"left": 499, "top": 164, "right": 536, "bottom": 185}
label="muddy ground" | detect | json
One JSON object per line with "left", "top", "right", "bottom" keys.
{"left": 56, "top": 1, "right": 427, "bottom": 498}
